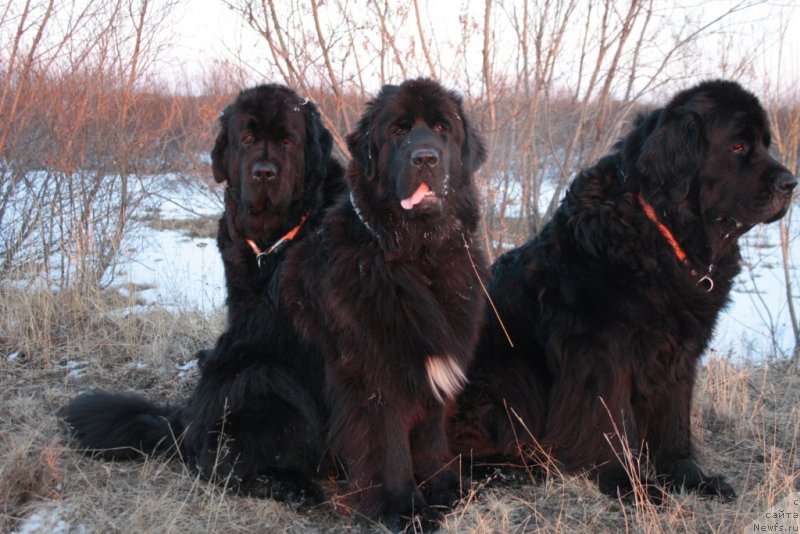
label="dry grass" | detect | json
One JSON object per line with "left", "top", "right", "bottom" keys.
{"left": 1, "top": 285, "right": 798, "bottom": 533}
{"left": 139, "top": 211, "right": 219, "bottom": 240}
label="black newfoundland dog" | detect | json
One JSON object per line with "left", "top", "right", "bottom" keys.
{"left": 62, "top": 84, "right": 344, "bottom": 505}
{"left": 282, "top": 78, "right": 488, "bottom": 527}
{"left": 449, "top": 80, "right": 796, "bottom": 501}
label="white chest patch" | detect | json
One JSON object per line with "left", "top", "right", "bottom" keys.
{"left": 425, "top": 355, "right": 467, "bottom": 403}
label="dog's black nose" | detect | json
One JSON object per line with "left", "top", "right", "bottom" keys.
{"left": 253, "top": 162, "right": 277, "bottom": 181}
{"left": 775, "top": 171, "right": 798, "bottom": 193}
{"left": 411, "top": 148, "right": 439, "bottom": 168}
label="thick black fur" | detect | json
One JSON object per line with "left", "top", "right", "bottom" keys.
{"left": 61, "top": 84, "right": 345, "bottom": 506}
{"left": 282, "top": 78, "right": 488, "bottom": 528}
{"left": 449, "top": 80, "right": 796, "bottom": 501}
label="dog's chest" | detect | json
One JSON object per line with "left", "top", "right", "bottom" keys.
{"left": 319, "top": 242, "right": 481, "bottom": 400}
{"left": 343, "top": 243, "right": 481, "bottom": 339}
{"left": 392, "top": 246, "right": 478, "bottom": 305}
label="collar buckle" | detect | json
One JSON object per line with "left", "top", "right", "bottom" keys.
{"left": 637, "top": 194, "right": 715, "bottom": 292}
{"left": 245, "top": 213, "right": 308, "bottom": 269}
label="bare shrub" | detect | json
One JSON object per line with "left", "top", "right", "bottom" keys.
{"left": 0, "top": 1, "right": 226, "bottom": 289}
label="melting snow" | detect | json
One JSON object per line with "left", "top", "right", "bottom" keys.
{"left": 12, "top": 504, "right": 89, "bottom": 534}
{"left": 176, "top": 359, "right": 199, "bottom": 380}
{"left": 98, "top": 177, "right": 800, "bottom": 362}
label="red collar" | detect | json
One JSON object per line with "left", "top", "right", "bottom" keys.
{"left": 636, "top": 194, "right": 687, "bottom": 262}
{"left": 246, "top": 213, "right": 308, "bottom": 268}
{"left": 636, "top": 194, "right": 715, "bottom": 292}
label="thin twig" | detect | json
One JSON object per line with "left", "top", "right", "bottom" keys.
{"left": 462, "top": 233, "right": 514, "bottom": 348}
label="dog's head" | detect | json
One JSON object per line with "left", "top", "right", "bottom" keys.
{"left": 629, "top": 80, "right": 796, "bottom": 242}
{"left": 211, "top": 84, "right": 334, "bottom": 242}
{"left": 346, "top": 78, "right": 486, "bottom": 220}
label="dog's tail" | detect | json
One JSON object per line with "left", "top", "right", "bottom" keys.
{"left": 60, "top": 390, "right": 184, "bottom": 460}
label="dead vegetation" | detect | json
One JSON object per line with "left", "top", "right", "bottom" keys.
{"left": 0, "top": 285, "right": 798, "bottom": 533}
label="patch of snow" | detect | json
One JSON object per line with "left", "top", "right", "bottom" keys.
{"left": 57, "top": 360, "right": 89, "bottom": 379}
{"left": 176, "top": 359, "right": 198, "bottom": 380}
{"left": 149, "top": 176, "right": 222, "bottom": 220}
{"left": 176, "top": 360, "right": 197, "bottom": 371}
{"left": 711, "top": 221, "right": 800, "bottom": 361}
{"left": 111, "top": 229, "right": 225, "bottom": 315}
{"left": 11, "top": 504, "right": 90, "bottom": 534}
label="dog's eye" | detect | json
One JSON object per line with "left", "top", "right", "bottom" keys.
{"left": 241, "top": 133, "right": 254, "bottom": 146}
{"left": 732, "top": 142, "right": 747, "bottom": 154}
{"left": 281, "top": 137, "right": 293, "bottom": 147}
{"left": 433, "top": 122, "right": 447, "bottom": 134}
{"left": 391, "top": 122, "right": 410, "bottom": 137}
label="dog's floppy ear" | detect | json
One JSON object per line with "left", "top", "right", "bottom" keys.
{"left": 345, "top": 111, "right": 373, "bottom": 178}
{"left": 211, "top": 105, "right": 232, "bottom": 184}
{"left": 304, "top": 101, "right": 332, "bottom": 162}
{"left": 635, "top": 107, "right": 706, "bottom": 201}
{"left": 316, "top": 120, "right": 333, "bottom": 162}
{"left": 347, "top": 85, "right": 399, "bottom": 179}
{"left": 301, "top": 100, "right": 334, "bottom": 196}
{"left": 459, "top": 109, "right": 487, "bottom": 179}
{"left": 449, "top": 91, "right": 487, "bottom": 179}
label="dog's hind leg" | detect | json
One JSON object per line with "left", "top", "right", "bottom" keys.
{"left": 543, "top": 349, "right": 660, "bottom": 501}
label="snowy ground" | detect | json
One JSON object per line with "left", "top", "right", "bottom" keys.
{"left": 11, "top": 505, "right": 89, "bottom": 534}
{"left": 715, "top": 220, "right": 799, "bottom": 361}
{"left": 108, "top": 181, "right": 226, "bottom": 316}
{"left": 112, "top": 227, "right": 223, "bottom": 315}
{"left": 110, "top": 178, "right": 800, "bottom": 363}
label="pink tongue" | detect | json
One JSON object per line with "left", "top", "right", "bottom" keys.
{"left": 400, "top": 183, "right": 430, "bottom": 210}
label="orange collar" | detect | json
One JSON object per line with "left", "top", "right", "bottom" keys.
{"left": 246, "top": 213, "right": 308, "bottom": 268}
{"left": 636, "top": 194, "right": 687, "bottom": 263}
{"left": 636, "top": 194, "right": 715, "bottom": 292}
